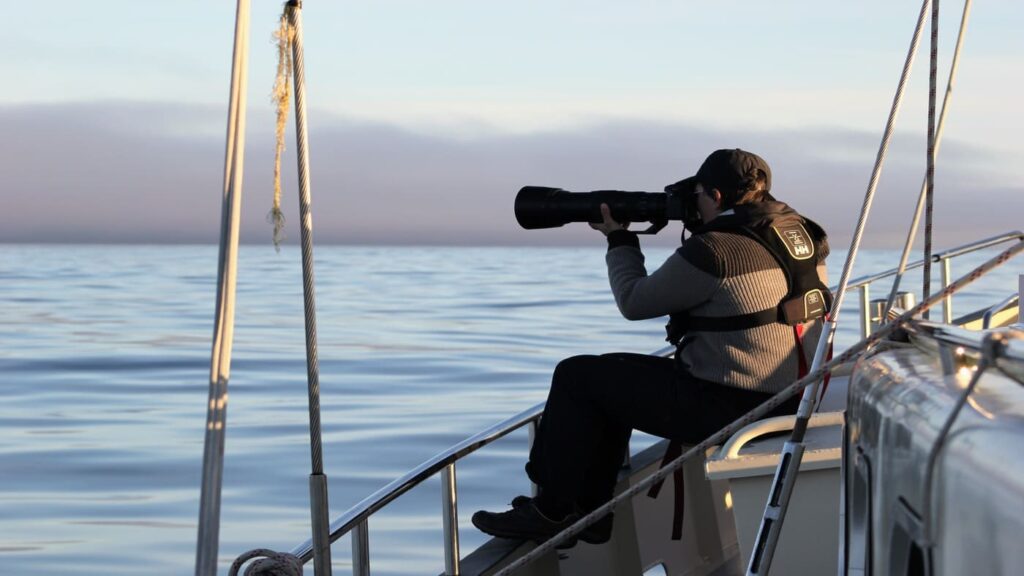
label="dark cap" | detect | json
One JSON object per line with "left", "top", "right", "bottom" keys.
{"left": 696, "top": 148, "right": 771, "bottom": 193}
{"left": 666, "top": 148, "right": 772, "bottom": 196}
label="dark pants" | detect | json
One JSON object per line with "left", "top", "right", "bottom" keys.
{"left": 527, "top": 353, "right": 798, "bottom": 514}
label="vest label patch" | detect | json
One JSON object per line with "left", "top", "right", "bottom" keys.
{"left": 804, "top": 289, "right": 827, "bottom": 318}
{"left": 772, "top": 223, "right": 815, "bottom": 260}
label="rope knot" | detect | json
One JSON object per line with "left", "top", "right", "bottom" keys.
{"left": 230, "top": 548, "right": 304, "bottom": 576}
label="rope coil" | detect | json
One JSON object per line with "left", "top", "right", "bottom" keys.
{"left": 230, "top": 548, "right": 304, "bottom": 576}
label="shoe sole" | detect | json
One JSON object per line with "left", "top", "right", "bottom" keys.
{"left": 509, "top": 496, "right": 612, "bottom": 546}
{"left": 471, "top": 516, "right": 568, "bottom": 545}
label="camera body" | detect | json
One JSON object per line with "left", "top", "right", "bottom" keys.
{"left": 514, "top": 185, "right": 701, "bottom": 234}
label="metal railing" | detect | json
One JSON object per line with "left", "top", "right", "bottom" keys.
{"left": 277, "top": 231, "right": 1021, "bottom": 575}
{"left": 287, "top": 345, "right": 679, "bottom": 574}
{"left": 290, "top": 401, "right": 542, "bottom": 572}
{"left": 847, "top": 231, "right": 1022, "bottom": 337}
{"left": 983, "top": 294, "right": 1020, "bottom": 330}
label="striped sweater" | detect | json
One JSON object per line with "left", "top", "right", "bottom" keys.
{"left": 605, "top": 202, "right": 829, "bottom": 393}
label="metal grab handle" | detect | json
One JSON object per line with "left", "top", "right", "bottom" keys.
{"left": 982, "top": 294, "right": 1020, "bottom": 329}
{"left": 713, "top": 412, "right": 845, "bottom": 461}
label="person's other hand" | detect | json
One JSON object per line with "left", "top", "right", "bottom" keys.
{"left": 589, "top": 203, "right": 629, "bottom": 236}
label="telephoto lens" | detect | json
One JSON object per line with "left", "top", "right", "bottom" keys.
{"left": 514, "top": 186, "right": 694, "bottom": 234}
{"left": 514, "top": 186, "right": 668, "bottom": 229}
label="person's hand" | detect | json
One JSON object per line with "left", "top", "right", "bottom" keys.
{"left": 590, "top": 203, "right": 629, "bottom": 236}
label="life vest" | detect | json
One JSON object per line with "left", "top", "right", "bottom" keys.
{"left": 651, "top": 208, "right": 832, "bottom": 542}
{"left": 665, "top": 208, "right": 832, "bottom": 346}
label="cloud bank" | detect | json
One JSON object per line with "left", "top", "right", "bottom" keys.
{"left": 1, "top": 101, "right": 1018, "bottom": 249}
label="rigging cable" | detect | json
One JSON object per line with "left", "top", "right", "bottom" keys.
{"left": 284, "top": 2, "right": 335, "bottom": 574}
{"left": 220, "top": 4, "right": 334, "bottom": 574}
{"left": 884, "top": 0, "right": 974, "bottom": 317}
{"left": 923, "top": 0, "right": 940, "bottom": 318}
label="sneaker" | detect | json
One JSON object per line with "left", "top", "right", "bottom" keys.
{"left": 510, "top": 495, "right": 614, "bottom": 545}
{"left": 471, "top": 500, "right": 578, "bottom": 544}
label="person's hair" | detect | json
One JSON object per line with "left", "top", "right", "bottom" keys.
{"left": 710, "top": 170, "right": 770, "bottom": 208}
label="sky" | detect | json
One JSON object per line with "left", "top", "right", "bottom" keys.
{"left": 1, "top": 0, "right": 1022, "bottom": 248}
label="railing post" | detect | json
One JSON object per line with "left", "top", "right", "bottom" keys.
{"left": 942, "top": 257, "right": 953, "bottom": 323}
{"left": 351, "top": 520, "right": 370, "bottom": 576}
{"left": 527, "top": 420, "right": 539, "bottom": 497}
{"left": 859, "top": 284, "right": 871, "bottom": 339}
{"left": 441, "top": 464, "right": 461, "bottom": 576}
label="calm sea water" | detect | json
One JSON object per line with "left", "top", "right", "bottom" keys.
{"left": 1, "top": 243, "right": 1019, "bottom": 575}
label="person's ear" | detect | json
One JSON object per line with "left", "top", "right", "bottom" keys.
{"left": 711, "top": 188, "right": 723, "bottom": 208}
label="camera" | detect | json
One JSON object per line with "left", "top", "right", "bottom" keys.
{"left": 513, "top": 180, "right": 701, "bottom": 234}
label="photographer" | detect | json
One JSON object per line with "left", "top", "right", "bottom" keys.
{"left": 472, "top": 149, "right": 830, "bottom": 545}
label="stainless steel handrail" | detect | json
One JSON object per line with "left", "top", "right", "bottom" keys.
{"left": 931, "top": 231, "right": 1023, "bottom": 261}
{"left": 290, "top": 402, "right": 544, "bottom": 561}
{"left": 712, "top": 412, "right": 845, "bottom": 460}
{"left": 846, "top": 231, "right": 1022, "bottom": 338}
{"left": 841, "top": 231, "right": 1022, "bottom": 291}
{"left": 290, "top": 345, "right": 678, "bottom": 566}
{"left": 983, "top": 294, "right": 1019, "bottom": 329}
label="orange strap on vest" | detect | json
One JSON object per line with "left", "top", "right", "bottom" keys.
{"left": 795, "top": 322, "right": 834, "bottom": 405}
{"left": 795, "top": 323, "right": 809, "bottom": 379}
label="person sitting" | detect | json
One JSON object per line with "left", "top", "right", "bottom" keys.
{"left": 472, "top": 149, "right": 831, "bottom": 545}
